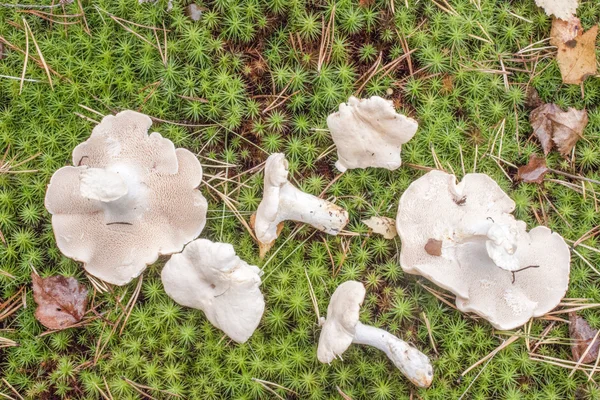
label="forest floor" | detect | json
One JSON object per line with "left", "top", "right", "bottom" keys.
{"left": 1, "top": 0, "right": 600, "bottom": 399}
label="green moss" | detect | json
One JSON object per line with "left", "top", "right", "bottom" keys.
{"left": 0, "top": 0, "right": 599, "bottom": 398}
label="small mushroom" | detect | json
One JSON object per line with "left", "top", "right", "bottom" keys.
{"left": 317, "top": 281, "right": 433, "bottom": 388}
{"left": 396, "top": 170, "right": 571, "bottom": 330}
{"left": 45, "top": 110, "right": 208, "bottom": 286}
{"left": 161, "top": 239, "right": 265, "bottom": 343}
{"left": 254, "top": 153, "right": 349, "bottom": 245}
{"left": 326, "top": 96, "right": 418, "bottom": 172}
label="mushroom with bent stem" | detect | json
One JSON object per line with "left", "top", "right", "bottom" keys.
{"left": 254, "top": 153, "right": 349, "bottom": 246}
{"left": 396, "top": 170, "right": 570, "bottom": 330}
{"left": 317, "top": 281, "right": 433, "bottom": 388}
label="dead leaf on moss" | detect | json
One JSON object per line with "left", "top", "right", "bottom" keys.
{"left": 362, "top": 216, "right": 397, "bottom": 239}
{"left": 517, "top": 155, "right": 548, "bottom": 183}
{"left": 548, "top": 107, "right": 588, "bottom": 156}
{"left": 530, "top": 103, "right": 561, "bottom": 155}
{"left": 530, "top": 104, "right": 587, "bottom": 156}
{"left": 569, "top": 312, "right": 600, "bottom": 363}
{"left": 525, "top": 87, "right": 543, "bottom": 109}
{"left": 550, "top": 17, "right": 582, "bottom": 46}
{"left": 32, "top": 273, "right": 88, "bottom": 330}
{"left": 556, "top": 24, "right": 598, "bottom": 85}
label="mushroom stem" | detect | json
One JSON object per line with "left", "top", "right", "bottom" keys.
{"left": 79, "top": 167, "right": 128, "bottom": 202}
{"left": 278, "top": 183, "right": 348, "bottom": 235}
{"left": 352, "top": 322, "right": 433, "bottom": 388}
{"left": 79, "top": 164, "right": 148, "bottom": 224}
{"left": 453, "top": 219, "right": 520, "bottom": 271}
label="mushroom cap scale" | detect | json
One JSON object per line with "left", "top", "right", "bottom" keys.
{"left": 45, "top": 110, "right": 208, "bottom": 286}
{"left": 326, "top": 96, "right": 418, "bottom": 172}
{"left": 161, "top": 239, "right": 265, "bottom": 343}
{"left": 396, "top": 170, "right": 570, "bottom": 330}
{"left": 317, "top": 281, "right": 365, "bottom": 363}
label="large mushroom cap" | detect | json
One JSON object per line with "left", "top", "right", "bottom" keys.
{"left": 396, "top": 170, "right": 570, "bottom": 330}
{"left": 317, "top": 280, "right": 366, "bottom": 363}
{"left": 161, "top": 239, "right": 265, "bottom": 343}
{"left": 45, "top": 110, "right": 208, "bottom": 286}
{"left": 326, "top": 96, "right": 418, "bottom": 172}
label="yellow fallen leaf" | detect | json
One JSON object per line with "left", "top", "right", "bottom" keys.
{"left": 362, "top": 216, "right": 397, "bottom": 239}
{"left": 556, "top": 24, "right": 598, "bottom": 85}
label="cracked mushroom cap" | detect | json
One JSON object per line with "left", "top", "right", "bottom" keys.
{"left": 45, "top": 110, "right": 208, "bottom": 286}
{"left": 317, "top": 281, "right": 366, "bottom": 363}
{"left": 326, "top": 96, "right": 418, "bottom": 172}
{"left": 396, "top": 170, "right": 570, "bottom": 330}
{"left": 161, "top": 239, "right": 265, "bottom": 343}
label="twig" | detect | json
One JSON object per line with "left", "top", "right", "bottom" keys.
{"left": 461, "top": 335, "right": 520, "bottom": 376}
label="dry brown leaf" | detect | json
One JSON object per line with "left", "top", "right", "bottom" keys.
{"left": 525, "top": 87, "right": 543, "bottom": 109}
{"left": 556, "top": 24, "right": 598, "bottom": 85}
{"left": 550, "top": 17, "right": 582, "bottom": 46}
{"left": 359, "top": 0, "right": 375, "bottom": 6}
{"left": 517, "top": 155, "right": 548, "bottom": 184}
{"left": 424, "top": 239, "right": 442, "bottom": 256}
{"left": 569, "top": 312, "right": 600, "bottom": 363}
{"left": 32, "top": 272, "right": 88, "bottom": 330}
{"left": 548, "top": 107, "right": 588, "bottom": 156}
{"left": 530, "top": 103, "right": 561, "bottom": 155}
{"left": 362, "top": 216, "right": 397, "bottom": 239}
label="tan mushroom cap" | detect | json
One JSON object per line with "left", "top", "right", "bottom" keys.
{"left": 396, "top": 170, "right": 570, "bottom": 330}
{"left": 317, "top": 281, "right": 366, "bottom": 363}
{"left": 161, "top": 239, "right": 265, "bottom": 343}
{"left": 326, "top": 96, "right": 418, "bottom": 172}
{"left": 45, "top": 110, "right": 208, "bottom": 286}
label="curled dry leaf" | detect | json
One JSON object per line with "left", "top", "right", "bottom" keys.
{"left": 554, "top": 22, "right": 598, "bottom": 85}
{"left": 32, "top": 273, "right": 88, "bottom": 330}
{"left": 362, "top": 216, "right": 397, "bottom": 239}
{"left": 530, "top": 103, "right": 588, "bottom": 156}
{"left": 517, "top": 155, "right": 548, "bottom": 184}
{"left": 530, "top": 103, "right": 561, "bottom": 155}
{"left": 549, "top": 107, "right": 588, "bottom": 156}
{"left": 569, "top": 312, "right": 600, "bottom": 363}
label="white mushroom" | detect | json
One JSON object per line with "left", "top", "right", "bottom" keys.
{"left": 326, "top": 96, "right": 418, "bottom": 172}
{"left": 317, "top": 281, "right": 433, "bottom": 388}
{"left": 45, "top": 110, "right": 208, "bottom": 286}
{"left": 254, "top": 153, "right": 349, "bottom": 245}
{"left": 535, "top": 0, "right": 578, "bottom": 21}
{"left": 396, "top": 170, "right": 571, "bottom": 330}
{"left": 161, "top": 239, "right": 265, "bottom": 343}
